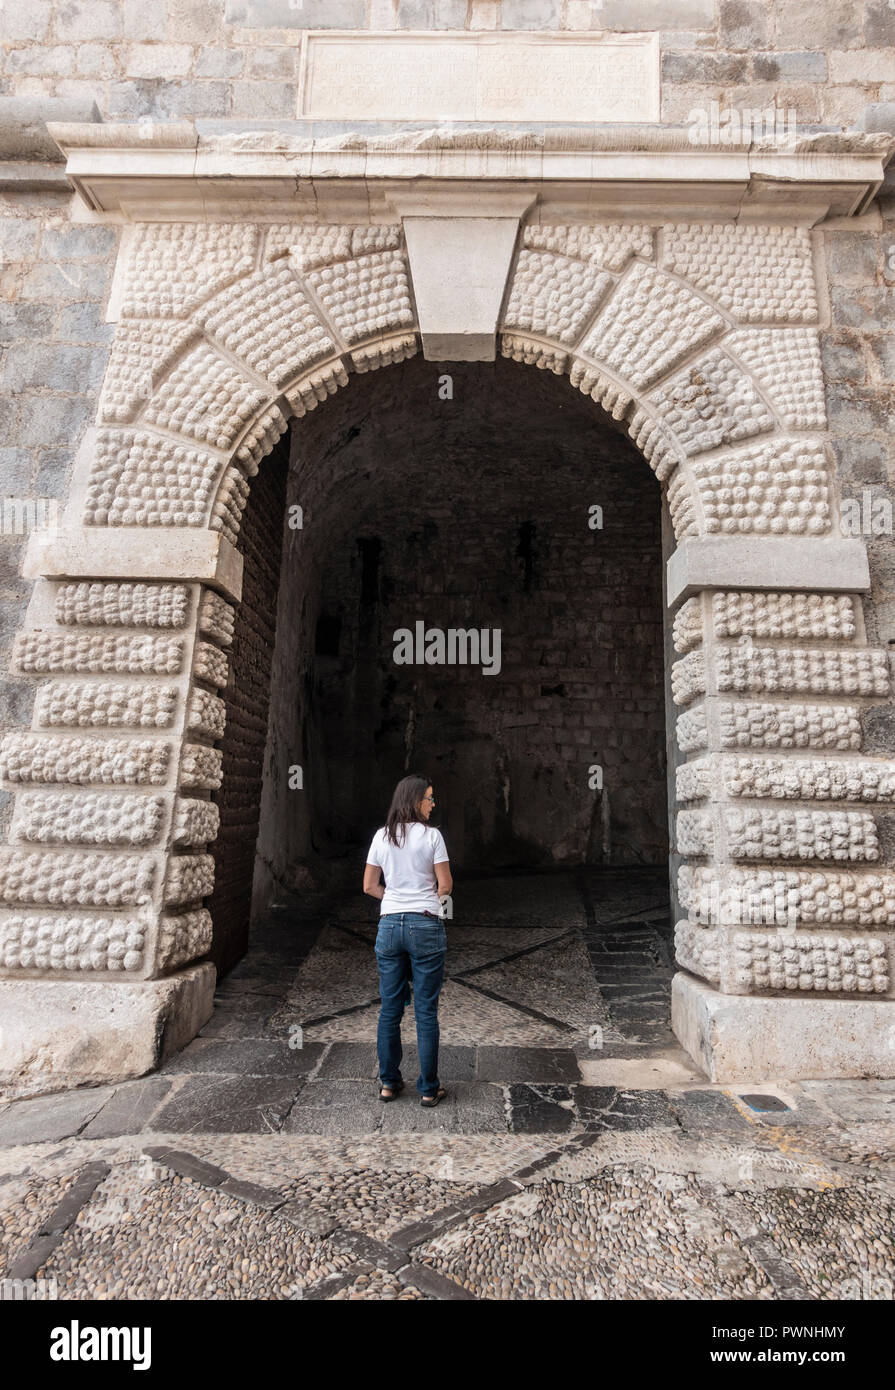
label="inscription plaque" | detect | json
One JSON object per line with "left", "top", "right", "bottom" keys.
{"left": 299, "top": 33, "right": 660, "bottom": 123}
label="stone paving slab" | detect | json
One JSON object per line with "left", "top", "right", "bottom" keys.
{"left": 575, "top": 1087, "right": 681, "bottom": 1132}
{"left": 0, "top": 1087, "right": 117, "bottom": 1148}
{"left": 507, "top": 1084, "right": 578, "bottom": 1134}
{"left": 151, "top": 1075, "right": 302, "bottom": 1135}
{"left": 81, "top": 1078, "right": 174, "bottom": 1140}
{"left": 476, "top": 1045, "right": 580, "bottom": 1083}
{"left": 799, "top": 1079, "right": 895, "bottom": 1124}
{"left": 378, "top": 1082, "right": 508, "bottom": 1135}
{"left": 666, "top": 1089, "right": 753, "bottom": 1135}
{"left": 197, "top": 1010, "right": 281, "bottom": 1039}
{"left": 315, "top": 1041, "right": 477, "bottom": 1082}
{"left": 160, "top": 1038, "right": 323, "bottom": 1077}
{"left": 284, "top": 1080, "right": 382, "bottom": 1135}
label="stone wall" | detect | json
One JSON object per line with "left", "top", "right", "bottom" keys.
{"left": 822, "top": 206, "right": 895, "bottom": 659}
{"left": 258, "top": 355, "right": 666, "bottom": 889}
{"left": 0, "top": 0, "right": 894, "bottom": 1084}
{"left": 0, "top": 191, "right": 118, "bottom": 816}
{"left": 2, "top": 1, "right": 895, "bottom": 130}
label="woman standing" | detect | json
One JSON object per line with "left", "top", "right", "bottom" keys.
{"left": 364, "top": 774, "right": 452, "bottom": 1106}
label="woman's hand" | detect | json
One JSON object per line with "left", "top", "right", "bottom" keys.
{"left": 363, "top": 863, "right": 386, "bottom": 900}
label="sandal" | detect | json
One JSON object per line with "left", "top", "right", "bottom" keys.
{"left": 379, "top": 1081, "right": 404, "bottom": 1102}
{"left": 420, "top": 1087, "right": 447, "bottom": 1107}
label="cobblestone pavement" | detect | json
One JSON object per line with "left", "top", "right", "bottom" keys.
{"left": 0, "top": 870, "right": 893, "bottom": 1300}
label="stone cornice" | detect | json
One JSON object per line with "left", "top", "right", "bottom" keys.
{"left": 47, "top": 120, "right": 895, "bottom": 224}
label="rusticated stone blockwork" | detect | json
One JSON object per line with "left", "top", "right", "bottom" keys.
{"left": 671, "top": 581, "right": 895, "bottom": 1001}
{"left": 1, "top": 70, "right": 895, "bottom": 1090}
{"left": 45, "top": 216, "right": 837, "bottom": 568}
{"left": 0, "top": 575, "right": 231, "bottom": 981}
{"left": 1, "top": 208, "right": 893, "bottom": 999}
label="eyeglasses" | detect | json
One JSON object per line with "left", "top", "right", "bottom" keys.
{"left": 423, "top": 795, "right": 435, "bottom": 803}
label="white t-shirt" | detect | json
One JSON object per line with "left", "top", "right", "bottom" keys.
{"left": 366, "top": 821, "right": 450, "bottom": 917}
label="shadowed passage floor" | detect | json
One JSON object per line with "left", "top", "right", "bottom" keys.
{"left": 143, "top": 868, "right": 686, "bottom": 1135}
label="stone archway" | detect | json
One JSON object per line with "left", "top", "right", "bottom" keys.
{"left": 0, "top": 123, "right": 893, "bottom": 1092}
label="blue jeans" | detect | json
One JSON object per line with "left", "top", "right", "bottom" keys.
{"left": 375, "top": 912, "right": 447, "bottom": 1097}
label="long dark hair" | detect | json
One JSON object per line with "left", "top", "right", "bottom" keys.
{"left": 385, "top": 773, "right": 431, "bottom": 846}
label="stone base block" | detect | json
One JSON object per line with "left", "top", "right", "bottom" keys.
{"left": 672, "top": 971, "right": 895, "bottom": 1083}
{"left": 0, "top": 964, "right": 216, "bottom": 1099}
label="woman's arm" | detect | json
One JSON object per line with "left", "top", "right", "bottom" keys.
{"left": 435, "top": 860, "right": 452, "bottom": 897}
{"left": 363, "top": 863, "right": 385, "bottom": 900}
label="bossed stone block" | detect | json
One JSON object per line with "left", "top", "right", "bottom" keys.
{"left": 34, "top": 681, "right": 178, "bottom": 731}
{"left": 717, "top": 702, "right": 862, "bottom": 752}
{"left": 192, "top": 642, "right": 229, "bottom": 690}
{"left": 198, "top": 591, "right": 235, "bottom": 648}
{"left": 54, "top": 581, "right": 190, "bottom": 629}
{"left": 351, "top": 334, "right": 418, "bottom": 374}
{"left": 284, "top": 360, "right": 348, "bottom": 418}
{"left": 195, "top": 263, "right": 334, "bottom": 390}
{"left": 581, "top": 261, "right": 725, "bottom": 388}
{"left": 0, "top": 964, "right": 216, "bottom": 1093}
{"left": 675, "top": 921, "right": 892, "bottom": 994}
{"left": 172, "top": 798, "right": 220, "bottom": 847}
{"left": 0, "top": 849, "right": 155, "bottom": 908}
{"left": 679, "top": 865, "right": 895, "bottom": 927}
{"left": 12, "top": 631, "right": 185, "bottom": 676}
{"left": 672, "top": 972, "right": 895, "bottom": 1081}
{"left": 675, "top": 706, "right": 708, "bottom": 753}
{"left": 725, "top": 327, "right": 826, "bottom": 429}
{"left": 186, "top": 689, "right": 226, "bottom": 741}
{"left": 157, "top": 909, "right": 213, "bottom": 971}
{"left": 663, "top": 224, "right": 818, "bottom": 324}
{"left": 0, "top": 734, "right": 172, "bottom": 787}
{"left": 522, "top": 223, "right": 653, "bottom": 271}
{"left": 307, "top": 248, "right": 414, "bottom": 348}
{"left": 501, "top": 335, "right": 567, "bottom": 375}
{"left": 569, "top": 356, "right": 632, "bottom": 420}
{"left": 122, "top": 222, "right": 258, "bottom": 320}
{"left": 712, "top": 590, "right": 856, "bottom": 641}
{"left": 503, "top": 249, "right": 613, "bottom": 346}
{"left": 649, "top": 348, "right": 774, "bottom": 456}
{"left": 11, "top": 791, "right": 167, "bottom": 847}
{"left": 672, "top": 597, "right": 703, "bottom": 654}
{"left": 0, "top": 912, "right": 149, "bottom": 974}
{"left": 179, "top": 744, "right": 223, "bottom": 790}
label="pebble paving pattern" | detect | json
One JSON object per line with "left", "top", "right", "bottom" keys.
{"left": 36, "top": 1160, "right": 356, "bottom": 1300}
{"left": 0, "top": 1169, "right": 80, "bottom": 1277}
{"left": 737, "top": 1183, "right": 895, "bottom": 1300}
{"left": 330, "top": 1270, "right": 429, "bottom": 1300}
{"left": 415, "top": 1168, "right": 775, "bottom": 1301}
{"left": 280, "top": 1168, "right": 483, "bottom": 1241}
{"left": 1, "top": 872, "right": 893, "bottom": 1300}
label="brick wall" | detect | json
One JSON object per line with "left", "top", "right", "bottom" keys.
{"left": 260, "top": 355, "right": 667, "bottom": 885}
{"left": 206, "top": 432, "right": 288, "bottom": 971}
